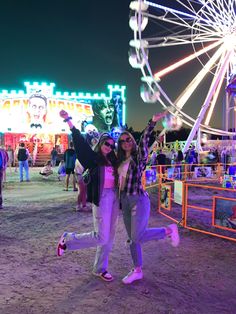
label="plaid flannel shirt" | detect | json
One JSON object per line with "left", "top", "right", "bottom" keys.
{"left": 123, "top": 119, "right": 156, "bottom": 196}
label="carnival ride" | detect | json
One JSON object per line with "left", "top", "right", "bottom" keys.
{"left": 129, "top": 0, "right": 236, "bottom": 152}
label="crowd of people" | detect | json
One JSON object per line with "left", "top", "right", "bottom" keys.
{"left": 148, "top": 144, "right": 233, "bottom": 179}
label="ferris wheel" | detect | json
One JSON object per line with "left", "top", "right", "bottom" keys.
{"left": 129, "top": 0, "right": 236, "bottom": 152}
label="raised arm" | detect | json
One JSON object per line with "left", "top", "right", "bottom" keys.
{"left": 138, "top": 111, "right": 168, "bottom": 165}
{"left": 59, "top": 110, "right": 97, "bottom": 169}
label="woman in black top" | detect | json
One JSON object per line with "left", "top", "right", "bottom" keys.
{"left": 57, "top": 110, "right": 119, "bottom": 282}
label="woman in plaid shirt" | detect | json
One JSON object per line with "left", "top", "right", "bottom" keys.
{"left": 117, "top": 111, "right": 180, "bottom": 284}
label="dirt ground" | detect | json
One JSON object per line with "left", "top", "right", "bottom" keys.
{"left": 1, "top": 168, "right": 236, "bottom": 314}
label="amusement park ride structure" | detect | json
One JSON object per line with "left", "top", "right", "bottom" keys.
{"left": 129, "top": 0, "right": 236, "bottom": 153}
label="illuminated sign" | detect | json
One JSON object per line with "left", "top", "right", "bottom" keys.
{"left": 0, "top": 82, "right": 126, "bottom": 134}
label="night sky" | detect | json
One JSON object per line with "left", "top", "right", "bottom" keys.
{"left": 0, "top": 1, "right": 224, "bottom": 131}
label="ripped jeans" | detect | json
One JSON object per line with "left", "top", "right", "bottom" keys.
{"left": 120, "top": 192, "right": 166, "bottom": 268}
{"left": 65, "top": 188, "right": 119, "bottom": 273}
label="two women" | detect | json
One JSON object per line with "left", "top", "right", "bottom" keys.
{"left": 57, "top": 110, "right": 119, "bottom": 282}
{"left": 57, "top": 110, "right": 179, "bottom": 284}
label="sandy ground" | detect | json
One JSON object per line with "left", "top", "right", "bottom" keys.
{"left": 0, "top": 168, "right": 236, "bottom": 314}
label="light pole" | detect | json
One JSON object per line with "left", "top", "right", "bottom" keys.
{"left": 225, "top": 102, "right": 236, "bottom": 133}
{"left": 225, "top": 80, "right": 236, "bottom": 133}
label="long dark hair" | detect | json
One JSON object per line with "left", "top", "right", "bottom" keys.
{"left": 117, "top": 131, "right": 137, "bottom": 166}
{"left": 94, "top": 133, "right": 117, "bottom": 167}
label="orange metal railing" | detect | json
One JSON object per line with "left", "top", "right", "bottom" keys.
{"left": 143, "top": 165, "right": 236, "bottom": 242}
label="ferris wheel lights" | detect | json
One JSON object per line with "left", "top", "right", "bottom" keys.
{"left": 128, "top": 54, "right": 145, "bottom": 69}
{"left": 141, "top": 76, "right": 160, "bottom": 84}
{"left": 128, "top": 47, "right": 148, "bottom": 69}
{"left": 154, "top": 41, "right": 222, "bottom": 79}
{"left": 162, "top": 114, "right": 183, "bottom": 131}
{"left": 129, "top": 1, "right": 148, "bottom": 12}
{"left": 129, "top": 39, "right": 148, "bottom": 49}
{"left": 201, "top": 133, "right": 208, "bottom": 144}
{"left": 129, "top": 15, "right": 148, "bottom": 32}
{"left": 140, "top": 83, "right": 160, "bottom": 103}
{"left": 223, "top": 34, "right": 236, "bottom": 49}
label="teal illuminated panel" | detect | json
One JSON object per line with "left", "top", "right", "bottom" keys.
{"left": 0, "top": 81, "right": 126, "bottom": 134}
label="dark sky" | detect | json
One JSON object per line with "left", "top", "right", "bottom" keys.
{"left": 0, "top": 0, "right": 224, "bottom": 131}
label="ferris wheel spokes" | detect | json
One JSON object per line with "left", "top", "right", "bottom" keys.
{"left": 172, "top": 43, "right": 226, "bottom": 111}
{"left": 183, "top": 49, "right": 233, "bottom": 152}
{"left": 204, "top": 50, "right": 229, "bottom": 125}
{"left": 154, "top": 40, "right": 222, "bottom": 79}
{"left": 129, "top": 0, "right": 236, "bottom": 149}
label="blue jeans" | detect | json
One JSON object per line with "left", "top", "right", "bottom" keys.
{"left": 51, "top": 158, "right": 57, "bottom": 167}
{"left": 65, "top": 188, "right": 119, "bottom": 273}
{"left": 0, "top": 169, "right": 3, "bottom": 207}
{"left": 19, "top": 160, "right": 29, "bottom": 181}
{"left": 121, "top": 193, "right": 166, "bottom": 268}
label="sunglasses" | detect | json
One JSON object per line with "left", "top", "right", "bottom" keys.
{"left": 103, "top": 141, "right": 115, "bottom": 150}
{"left": 119, "top": 137, "right": 132, "bottom": 144}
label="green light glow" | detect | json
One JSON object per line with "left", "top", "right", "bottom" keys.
{"left": 0, "top": 81, "right": 127, "bottom": 126}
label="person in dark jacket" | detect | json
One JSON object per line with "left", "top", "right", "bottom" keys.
{"left": 63, "top": 142, "right": 77, "bottom": 191}
{"left": 57, "top": 109, "right": 119, "bottom": 282}
{"left": 50, "top": 147, "right": 58, "bottom": 167}
{"left": 17, "top": 143, "right": 30, "bottom": 182}
{"left": 0, "top": 147, "right": 9, "bottom": 209}
{"left": 156, "top": 149, "right": 167, "bottom": 175}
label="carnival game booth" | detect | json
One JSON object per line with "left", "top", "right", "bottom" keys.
{"left": 0, "top": 82, "right": 126, "bottom": 165}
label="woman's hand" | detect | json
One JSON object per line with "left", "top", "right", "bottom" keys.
{"left": 59, "top": 109, "right": 74, "bottom": 129}
{"left": 152, "top": 110, "right": 168, "bottom": 123}
{"left": 59, "top": 110, "right": 69, "bottom": 120}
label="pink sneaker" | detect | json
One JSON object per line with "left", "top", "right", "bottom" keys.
{"left": 167, "top": 224, "right": 180, "bottom": 247}
{"left": 57, "top": 232, "right": 67, "bottom": 256}
{"left": 122, "top": 269, "right": 143, "bottom": 284}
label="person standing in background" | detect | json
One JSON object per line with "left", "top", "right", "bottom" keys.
{"left": 0, "top": 146, "right": 9, "bottom": 184}
{"left": 17, "top": 143, "right": 30, "bottom": 182}
{"left": 63, "top": 141, "right": 77, "bottom": 191}
{"left": 14, "top": 145, "right": 19, "bottom": 172}
{"left": 7, "top": 145, "right": 14, "bottom": 174}
{"left": 50, "top": 147, "right": 58, "bottom": 167}
{"left": 0, "top": 146, "right": 9, "bottom": 209}
{"left": 57, "top": 160, "right": 66, "bottom": 181}
{"left": 74, "top": 159, "right": 88, "bottom": 211}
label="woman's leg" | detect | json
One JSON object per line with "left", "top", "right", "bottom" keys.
{"left": 122, "top": 194, "right": 166, "bottom": 267}
{"left": 78, "top": 181, "right": 87, "bottom": 207}
{"left": 72, "top": 174, "right": 77, "bottom": 190}
{"left": 0, "top": 170, "right": 3, "bottom": 208}
{"left": 81, "top": 183, "right": 87, "bottom": 207}
{"left": 121, "top": 194, "right": 144, "bottom": 268}
{"left": 64, "top": 208, "right": 106, "bottom": 251}
{"left": 93, "top": 189, "right": 119, "bottom": 273}
{"left": 61, "top": 190, "right": 116, "bottom": 254}
{"left": 65, "top": 174, "right": 69, "bottom": 190}
{"left": 19, "top": 161, "right": 23, "bottom": 181}
{"left": 24, "top": 161, "right": 30, "bottom": 181}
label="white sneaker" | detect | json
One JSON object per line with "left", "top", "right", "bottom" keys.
{"left": 167, "top": 224, "right": 180, "bottom": 247}
{"left": 75, "top": 204, "right": 81, "bottom": 211}
{"left": 122, "top": 269, "right": 143, "bottom": 284}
